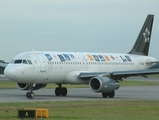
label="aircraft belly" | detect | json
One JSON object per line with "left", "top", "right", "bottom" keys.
{"left": 63, "top": 71, "right": 89, "bottom": 84}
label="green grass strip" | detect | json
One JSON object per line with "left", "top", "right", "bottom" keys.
{"left": 0, "top": 80, "right": 159, "bottom": 89}
{"left": 0, "top": 100, "right": 159, "bottom": 120}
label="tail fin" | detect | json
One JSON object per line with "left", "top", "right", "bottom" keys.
{"left": 129, "top": 14, "right": 154, "bottom": 56}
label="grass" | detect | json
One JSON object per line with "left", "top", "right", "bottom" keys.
{"left": 0, "top": 80, "right": 159, "bottom": 89}
{"left": 119, "top": 80, "right": 159, "bottom": 86}
{"left": 0, "top": 100, "right": 159, "bottom": 120}
{"left": 0, "top": 77, "right": 159, "bottom": 120}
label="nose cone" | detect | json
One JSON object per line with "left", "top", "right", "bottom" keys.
{"left": 4, "top": 65, "right": 17, "bottom": 80}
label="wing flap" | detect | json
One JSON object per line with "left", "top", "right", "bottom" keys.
{"left": 79, "top": 72, "right": 107, "bottom": 79}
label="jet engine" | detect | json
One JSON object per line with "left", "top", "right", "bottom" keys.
{"left": 89, "top": 76, "right": 120, "bottom": 93}
{"left": 17, "top": 83, "right": 47, "bottom": 90}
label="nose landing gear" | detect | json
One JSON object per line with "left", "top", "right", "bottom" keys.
{"left": 26, "top": 83, "right": 35, "bottom": 98}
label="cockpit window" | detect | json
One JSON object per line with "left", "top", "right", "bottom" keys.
{"left": 14, "top": 60, "right": 22, "bottom": 64}
{"left": 23, "top": 60, "right": 28, "bottom": 64}
{"left": 27, "top": 60, "right": 32, "bottom": 64}
{"left": 13, "top": 59, "right": 32, "bottom": 65}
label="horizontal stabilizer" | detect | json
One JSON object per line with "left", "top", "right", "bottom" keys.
{"left": 146, "top": 61, "right": 159, "bottom": 64}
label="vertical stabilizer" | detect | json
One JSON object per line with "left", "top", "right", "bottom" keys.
{"left": 129, "top": 14, "right": 154, "bottom": 56}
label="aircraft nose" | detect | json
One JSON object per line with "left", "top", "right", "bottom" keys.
{"left": 4, "top": 65, "right": 17, "bottom": 80}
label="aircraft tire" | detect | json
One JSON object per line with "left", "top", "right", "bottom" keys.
{"left": 55, "top": 87, "right": 61, "bottom": 96}
{"left": 26, "top": 92, "right": 34, "bottom": 98}
{"left": 30, "top": 92, "right": 34, "bottom": 98}
{"left": 102, "top": 91, "right": 115, "bottom": 98}
{"left": 26, "top": 92, "right": 30, "bottom": 98}
{"left": 102, "top": 93, "right": 108, "bottom": 98}
{"left": 61, "top": 87, "right": 67, "bottom": 96}
{"left": 108, "top": 91, "right": 115, "bottom": 98}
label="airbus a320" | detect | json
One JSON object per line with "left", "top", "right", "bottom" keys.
{"left": 4, "top": 14, "right": 159, "bottom": 99}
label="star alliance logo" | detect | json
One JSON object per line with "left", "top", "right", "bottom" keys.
{"left": 143, "top": 28, "right": 150, "bottom": 43}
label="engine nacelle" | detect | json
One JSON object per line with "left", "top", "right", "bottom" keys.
{"left": 89, "top": 77, "right": 120, "bottom": 93}
{"left": 17, "top": 83, "right": 47, "bottom": 90}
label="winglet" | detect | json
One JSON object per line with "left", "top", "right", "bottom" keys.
{"left": 129, "top": 14, "right": 154, "bottom": 56}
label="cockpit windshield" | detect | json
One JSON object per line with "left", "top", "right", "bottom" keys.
{"left": 27, "top": 60, "right": 32, "bottom": 64}
{"left": 22, "top": 60, "right": 28, "bottom": 64}
{"left": 14, "top": 60, "right": 22, "bottom": 64}
{"left": 11, "top": 59, "right": 33, "bottom": 65}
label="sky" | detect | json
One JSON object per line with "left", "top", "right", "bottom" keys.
{"left": 0, "top": 0, "right": 159, "bottom": 62}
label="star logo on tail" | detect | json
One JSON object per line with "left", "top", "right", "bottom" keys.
{"left": 143, "top": 28, "right": 150, "bottom": 43}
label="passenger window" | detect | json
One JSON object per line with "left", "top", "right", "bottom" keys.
{"left": 27, "top": 60, "right": 32, "bottom": 64}
{"left": 23, "top": 60, "right": 28, "bottom": 64}
{"left": 14, "top": 60, "right": 22, "bottom": 64}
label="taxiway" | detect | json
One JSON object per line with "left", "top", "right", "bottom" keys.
{"left": 0, "top": 75, "right": 159, "bottom": 102}
{"left": 0, "top": 86, "right": 159, "bottom": 102}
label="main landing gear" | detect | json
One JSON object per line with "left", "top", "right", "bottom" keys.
{"left": 102, "top": 91, "right": 115, "bottom": 98}
{"left": 55, "top": 84, "right": 68, "bottom": 96}
{"left": 25, "top": 83, "right": 114, "bottom": 99}
{"left": 26, "top": 83, "right": 35, "bottom": 99}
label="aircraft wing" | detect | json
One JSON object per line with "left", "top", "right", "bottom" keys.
{"left": 79, "top": 72, "right": 107, "bottom": 80}
{"left": 79, "top": 69, "right": 159, "bottom": 80}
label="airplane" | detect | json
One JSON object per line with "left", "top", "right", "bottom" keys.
{"left": 0, "top": 61, "right": 8, "bottom": 74}
{"left": 0, "top": 60, "right": 8, "bottom": 67}
{"left": 4, "top": 14, "right": 159, "bottom": 99}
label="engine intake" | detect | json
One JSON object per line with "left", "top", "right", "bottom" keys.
{"left": 17, "top": 83, "right": 47, "bottom": 90}
{"left": 89, "top": 77, "right": 120, "bottom": 93}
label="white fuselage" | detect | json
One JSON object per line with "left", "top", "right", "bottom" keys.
{"left": 4, "top": 51, "right": 156, "bottom": 84}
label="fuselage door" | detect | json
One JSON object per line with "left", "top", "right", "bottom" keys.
{"left": 36, "top": 54, "right": 46, "bottom": 72}
{"left": 82, "top": 55, "right": 89, "bottom": 70}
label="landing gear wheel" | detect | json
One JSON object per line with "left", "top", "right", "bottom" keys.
{"left": 102, "top": 93, "right": 108, "bottom": 98}
{"left": 108, "top": 91, "right": 115, "bottom": 98}
{"left": 26, "top": 92, "right": 30, "bottom": 98}
{"left": 26, "top": 92, "right": 34, "bottom": 98}
{"left": 55, "top": 85, "right": 68, "bottom": 96}
{"left": 102, "top": 91, "right": 115, "bottom": 98}
{"left": 55, "top": 87, "right": 61, "bottom": 96}
{"left": 61, "top": 87, "right": 67, "bottom": 96}
{"left": 30, "top": 92, "right": 34, "bottom": 98}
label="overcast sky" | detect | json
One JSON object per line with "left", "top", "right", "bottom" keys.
{"left": 0, "top": 0, "right": 159, "bottom": 61}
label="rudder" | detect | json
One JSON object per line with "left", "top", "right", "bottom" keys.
{"left": 129, "top": 14, "right": 154, "bottom": 56}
